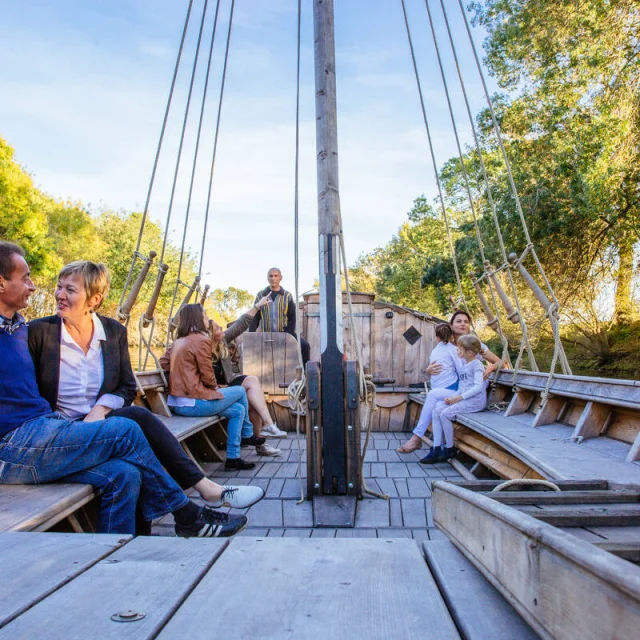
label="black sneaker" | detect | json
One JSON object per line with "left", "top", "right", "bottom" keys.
{"left": 175, "top": 506, "right": 247, "bottom": 538}
{"left": 419, "top": 446, "right": 446, "bottom": 465}
{"left": 224, "top": 457, "right": 256, "bottom": 471}
{"left": 241, "top": 435, "right": 266, "bottom": 447}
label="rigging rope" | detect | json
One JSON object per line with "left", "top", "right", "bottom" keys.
{"left": 165, "top": 0, "right": 223, "bottom": 345}
{"left": 422, "top": 0, "right": 512, "bottom": 375}
{"left": 158, "top": 0, "right": 211, "bottom": 267}
{"left": 399, "top": 0, "right": 470, "bottom": 319}
{"left": 198, "top": 0, "right": 236, "bottom": 277}
{"left": 455, "top": 0, "right": 572, "bottom": 385}
{"left": 288, "top": 0, "right": 307, "bottom": 505}
{"left": 436, "top": 0, "right": 538, "bottom": 373}
{"left": 118, "top": 0, "right": 195, "bottom": 321}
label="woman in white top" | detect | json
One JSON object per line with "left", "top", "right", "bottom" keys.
{"left": 397, "top": 323, "right": 459, "bottom": 454}
{"left": 421, "top": 334, "right": 488, "bottom": 463}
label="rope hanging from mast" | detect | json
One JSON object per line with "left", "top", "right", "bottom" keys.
{"left": 421, "top": 0, "right": 512, "bottom": 373}
{"left": 117, "top": 0, "right": 196, "bottom": 324}
{"left": 454, "top": 0, "right": 572, "bottom": 384}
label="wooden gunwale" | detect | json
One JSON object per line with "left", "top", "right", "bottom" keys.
{"left": 432, "top": 480, "right": 640, "bottom": 640}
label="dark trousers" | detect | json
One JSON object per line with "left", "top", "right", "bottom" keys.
{"left": 109, "top": 406, "right": 205, "bottom": 536}
{"left": 300, "top": 337, "right": 311, "bottom": 366}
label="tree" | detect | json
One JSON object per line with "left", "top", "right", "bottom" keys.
{"left": 205, "top": 287, "right": 254, "bottom": 326}
{"left": 467, "top": 0, "right": 640, "bottom": 321}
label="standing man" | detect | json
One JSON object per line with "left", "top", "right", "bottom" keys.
{"left": 249, "top": 267, "right": 310, "bottom": 364}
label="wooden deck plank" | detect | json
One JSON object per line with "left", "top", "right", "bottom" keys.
{"left": 456, "top": 411, "right": 640, "bottom": 489}
{"left": 485, "top": 490, "right": 640, "bottom": 505}
{"left": 517, "top": 503, "right": 640, "bottom": 527}
{"left": 0, "top": 536, "right": 228, "bottom": 640}
{"left": 423, "top": 540, "right": 539, "bottom": 640}
{"left": 157, "top": 537, "right": 461, "bottom": 640}
{"left": 432, "top": 480, "right": 640, "bottom": 640}
{"left": 449, "top": 479, "right": 609, "bottom": 492}
{"left": 0, "top": 533, "right": 129, "bottom": 629}
{"left": 0, "top": 484, "right": 94, "bottom": 532}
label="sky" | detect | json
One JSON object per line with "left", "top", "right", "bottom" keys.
{"left": 0, "top": 0, "right": 500, "bottom": 299}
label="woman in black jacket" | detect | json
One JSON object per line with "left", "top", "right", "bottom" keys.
{"left": 28, "top": 260, "right": 263, "bottom": 516}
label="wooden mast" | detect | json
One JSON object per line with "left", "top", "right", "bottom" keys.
{"left": 313, "top": 0, "right": 347, "bottom": 495}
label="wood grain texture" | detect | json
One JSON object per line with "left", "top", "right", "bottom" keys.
{"left": 432, "top": 481, "right": 640, "bottom": 640}
{"left": 0, "top": 536, "right": 228, "bottom": 640}
{"left": 0, "top": 532, "right": 129, "bottom": 629}
{"left": 158, "top": 537, "right": 461, "bottom": 640}
{"left": 0, "top": 484, "right": 94, "bottom": 532}
{"left": 423, "top": 540, "right": 539, "bottom": 640}
{"left": 455, "top": 411, "right": 640, "bottom": 489}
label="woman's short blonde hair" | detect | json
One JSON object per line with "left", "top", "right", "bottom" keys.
{"left": 58, "top": 261, "right": 111, "bottom": 310}
{"left": 457, "top": 334, "right": 482, "bottom": 355}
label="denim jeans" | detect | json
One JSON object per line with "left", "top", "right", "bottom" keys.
{"left": 0, "top": 413, "right": 189, "bottom": 534}
{"left": 173, "top": 386, "right": 253, "bottom": 458}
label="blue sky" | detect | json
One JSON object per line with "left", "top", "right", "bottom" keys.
{"left": 0, "top": 0, "right": 499, "bottom": 298}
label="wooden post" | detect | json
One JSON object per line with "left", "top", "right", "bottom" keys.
{"left": 473, "top": 281, "right": 498, "bottom": 331}
{"left": 314, "top": 0, "right": 347, "bottom": 495}
{"left": 485, "top": 261, "right": 519, "bottom": 323}
{"left": 169, "top": 276, "right": 201, "bottom": 332}
{"left": 117, "top": 251, "right": 156, "bottom": 324}
{"left": 509, "top": 253, "right": 552, "bottom": 312}
{"left": 142, "top": 263, "right": 169, "bottom": 328}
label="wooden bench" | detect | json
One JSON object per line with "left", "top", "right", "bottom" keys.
{"left": 423, "top": 539, "right": 539, "bottom": 640}
{"left": 0, "top": 484, "right": 96, "bottom": 533}
{"left": 135, "top": 369, "right": 229, "bottom": 467}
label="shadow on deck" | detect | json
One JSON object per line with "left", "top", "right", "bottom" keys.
{"left": 152, "top": 431, "right": 463, "bottom": 540}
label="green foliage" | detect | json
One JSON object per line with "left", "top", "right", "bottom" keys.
{"left": 0, "top": 135, "right": 252, "bottom": 345}
{"left": 205, "top": 287, "right": 254, "bottom": 326}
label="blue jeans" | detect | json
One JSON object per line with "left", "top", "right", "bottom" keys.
{"left": 173, "top": 386, "right": 253, "bottom": 458}
{"left": 0, "top": 413, "right": 189, "bottom": 534}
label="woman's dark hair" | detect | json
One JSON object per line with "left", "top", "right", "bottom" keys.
{"left": 435, "top": 322, "right": 452, "bottom": 343}
{"left": 449, "top": 309, "right": 473, "bottom": 327}
{"left": 175, "top": 303, "right": 207, "bottom": 339}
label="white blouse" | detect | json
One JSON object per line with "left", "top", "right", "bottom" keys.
{"left": 57, "top": 313, "right": 124, "bottom": 420}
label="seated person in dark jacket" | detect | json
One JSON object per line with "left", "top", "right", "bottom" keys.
{"left": 249, "top": 267, "right": 310, "bottom": 364}
{"left": 0, "top": 242, "right": 248, "bottom": 537}
{"left": 28, "top": 260, "right": 264, "bottom": 520}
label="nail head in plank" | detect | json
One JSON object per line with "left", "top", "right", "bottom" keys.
{"left": 0, "top": 532, "right": 129, "bottom": 629}
{"left": 157, "top": 537, "right": 461, "bottom": 640}
{"left": 1, "top": 536, "right": 228, "bottom": 639}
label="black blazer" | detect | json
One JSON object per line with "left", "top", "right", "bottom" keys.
{"left": 28, "top": 314, "right": 137, "bottom": 411}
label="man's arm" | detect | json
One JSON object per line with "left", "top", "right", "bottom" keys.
{"left": 285, "top": 295, "right": 296, "bottom": 335}
{"left": 248, "top": 292, "right": 262, "bottom": 332}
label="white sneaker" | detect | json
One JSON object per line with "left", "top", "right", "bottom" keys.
{"left": 260, "top": 424, "right": 287, "bottom": 438}
{"left": 256, "top": 443, "right": 281, "bottom": 456}
{"left": 209, "top": 485, "right": 264, "bottom": 509}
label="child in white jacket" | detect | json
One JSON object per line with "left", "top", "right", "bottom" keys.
{"left": 397, "top": 323, "right": 459, "bottom": 454}
{"left": 420, "top": 334, "right": 487, "bottom": 464}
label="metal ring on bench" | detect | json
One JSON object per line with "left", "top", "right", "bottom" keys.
{"left": 491, "top": 478, "right": 562, "bottom": 492}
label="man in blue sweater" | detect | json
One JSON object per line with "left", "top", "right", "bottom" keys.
{"left": 0, "top": 241, "right": 246, "bottom": 537}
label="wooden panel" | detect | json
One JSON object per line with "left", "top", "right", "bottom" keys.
{"left": 391, "top": 312, "right": 407, "bottom": 386}
{"left": 571, "top": 401, "right": 613, "bottom": 440}
{"left": 505, "top": 390, "right": 535, "bottom": 417}
{"left": 558, "top": 399, "right": 587, "bottom": 426}
{"left": 607, "top": 409, "right": 640, "bottom": 445}
{"left": 484, "top": 490, "right": 639, "bottom": 506}
{"left": 1, "top": 536, "right": 228, "bottom": 639}
{"left": 423, "top": 540, "right": 539, "bottom": 640}
{"left": 158, "top": 537, "right": 461, "bottom": 640}
{"left": 449, "top": 479, "right": 609, "bottom": 492}
{"left": 156, "top": 415, "right": 222, "bottom": 441}
{"left": 241, "top": 333, "right": 300, "bottom": 395}
{"left": 456, "top": 411, "right": 640, "bottom": 489}
{"left": 532, "top": 396, "right": 565, "bottom": 427}
{"left": 375, "top": 307, "right": 394, "bottom": 381}
{"left": 0, "top": 485, "right": 95, "bottom": 533}
{"left": 493, "top": 370, "right": 640, "bottom": 410}
{"left": 403, "top": 322, "right": 422, "bottom": 385}
{"left": 517, "top": 503, "right": 640, "bottom": 527}
{"left": 0, "top": 532, "right": 129, "bottom": 629}
{"left": 432, "top": 481, "right": 640, "bottom": 640}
